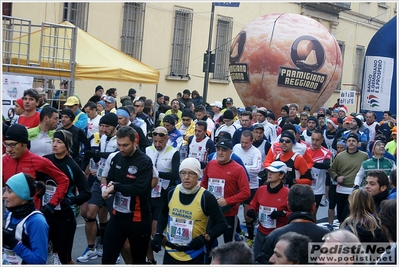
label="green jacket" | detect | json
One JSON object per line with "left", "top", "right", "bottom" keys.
{"left": 354, "top": 156, "right": 396, "bottom": 186}
{"left": 28, "top": 126, "right": 55, "bottom": 141}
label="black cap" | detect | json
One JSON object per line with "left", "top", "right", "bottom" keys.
{"left": 226, "top": 97, "right": 233, "bottom": 103}
{"left": 95, "top": 85, "right": 103, "bottom": 92}
{"left": 99, "top": 113, "right": 118, "bottom": 127}
{"left": 280, "top": 130, "right": 295, "bottom": 142}
{"left": 281, "top": 105, "right": 289, "bottom": 113}
{"left": 354, "top": 117, "right": 363, "bottom": 128}
{"left": 223, "top": 110, "right": 234, "bottom": 120}
{"left": 216, "top": 139, "right": 232, "bottom": 150}
{"left": 347, "top": 133, "right": 359, "bottom": 142}
{"left": 266, "top": 112, "right": 276, "bottom": 121}
{"left": 163, "top": 114, "right": 176, "bottom": 125}
{"left": 5, "top": 124, "right": 29, "bottom": 144}
{"left": 61, "top": 108, "right": 76, "bottom": 121}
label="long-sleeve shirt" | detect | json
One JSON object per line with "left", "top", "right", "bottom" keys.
{"left": 200, "top": 159, "right": 250, "bottom": 217}
{"left": 233, "top": 144, "right": 262, "bottom": 189}
{"left": 3, "top": 149, "right": 70, "bottom": 209}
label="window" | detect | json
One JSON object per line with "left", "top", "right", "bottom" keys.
{"left": 170, "top": 8, "right": 193, "bottom": 77}
{"left": 63, "top": 2, "right": 89, "bottom": 31}
{"left": 121, "top": 3, "right": 145, "bottom": 60}
{"left": 2, "top": 3, "right": 12, "bottom": 16}
{"left": 212, "top": 17, "right": 233, "bottom": 81}
{"left": 354, "top": 45, "right": 365, "bottom": 89}
{"left": 335, "top": 41, "right": 345, "bottom": 91}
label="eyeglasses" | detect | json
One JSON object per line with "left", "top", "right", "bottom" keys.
{"left": 3, "top": 142, "right": 19, "bottom": 148}
{"left": 279, "top": 139, "right": 292, "bottom": 143}
{"left": 152, "top": 132, "right": 167, "bottom": 137}
{"left": 180, "top": 171, "right": 197, "bottom": 177}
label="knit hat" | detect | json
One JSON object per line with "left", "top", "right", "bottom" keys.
{"left": 337, "top": 139, "right": 347, "bottom": 149}
{"left": 369, "top": 140, "right": 385, "bottom": 154}
{"left": 15, "top": 98, "right": 25, "bottom": 110}
{"left": 53, "top": 130, "right": 72, "bottom": 153}
{"left": 61, "top": 108, "right": 75, "bottom": 121}
{"left": 6, "top": 172, "right": 33, "bottom": 201}
{"left": 179, "top": 158, "right": 202, "bottom": 178}
{"left": 345, "top": 116, "right": 354, "bottom": 124}
{"left": 282, "top": 123, "right": 297, "bottom": 133}
{"left": 347, "top": 132, "right": 359, "bottom": 142}
{"left": 338, "top": 106, "right": 347, "bottom": 115}
{"left": 280, "top": 130, "right": 295, "bottom": 143}
{"left": 266, "top": 161, "right": 288, "bottom": 174}
{"left": 307, "top": 116, "right": 319, "bottom": 126}
{"left": 223, "top": 110, "right": 234, "bottom": 120}
{"left": 327, "top": 117, "right": 338, "bottom": 129}
{"left": 257, "top": 107, "right": 268, "bottom": 118}
{"left": 163, "top": 114, "right": 176, "bottom": 125}
{"left": 266, "top": 112, "right": 276, "bottom": 121}
{"left": 99, "top": 113, "right": 118, "bottom": 127}
{"left": 182, "top": 109, "right": 194, "bottom": 119}
{"left": 95, "top": 85, "right": 103, "bottom": 92}
{"left": 293, "top": 124, "right": 302, "bottom": 135}
{"left": 215, "top": 139, "right": 233, "bottom": 150}
{"left": 5, "top": 124, "right": 29, "bottom": 144}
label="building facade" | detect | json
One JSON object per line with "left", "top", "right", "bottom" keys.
{"left": 3, "top": 2, "right": 397, "bottom": 112}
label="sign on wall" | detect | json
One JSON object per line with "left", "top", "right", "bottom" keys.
{"left": 2, "top": 75, "right": 33, "bottom": 121}
{"left": 339, "top": 90, "right": 355, "bottom": 106}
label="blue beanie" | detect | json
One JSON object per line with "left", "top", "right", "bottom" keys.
{"left": 6, "top": 173, "right": 33, "bottom": 201}
{"left": 337, "top": 139, "right": 347, "bottom": 149}
{"left": 117, "top": 108, "right": 130, "bottom": 119}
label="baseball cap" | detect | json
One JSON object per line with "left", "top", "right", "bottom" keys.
{"left": 347, "top": 133, "right": 359, "bottom": 142}
{"left": 210, "top": 101, "right": 223, "bottom": 109}
{"left": 64, "top": 96, "right": 80, "bottom": 106}
{"left": 266, "top": 161, "right": 288, "bottom": 174}
{"left": 215, "top": 139, "right": 233, "bottom": 150}
{"left": 104, "top": 96, "right": 116, "bottom": 103}
{"left": 226, "top": 97, "right": 233, "bottom": 103}
{"left": 345, "top": 116, "right": 354, "bottom": 124}
{"left": 216, "top": 131, "right": 232, "bottom": 141}
{"left": 253, "top": 123, "right": 264, "bottom": 130}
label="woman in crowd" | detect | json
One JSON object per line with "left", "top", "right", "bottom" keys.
{"left": 43, "top": 129, "right": 92, "bottom": 264}
{"left": 340, "top": 189, "right": 386, "bottom": 243}
{"left": 247, "top": 161, "right": 291, "bottom": 259}
{"left": 3, "top": 172, "right": 49, "bottom": 264}
{"left": 191, "top": 90, "right": 203, "bottom": 107}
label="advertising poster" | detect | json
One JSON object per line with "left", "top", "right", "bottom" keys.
{"left": 2, "top": 75, "right": 33, "bottom": 121}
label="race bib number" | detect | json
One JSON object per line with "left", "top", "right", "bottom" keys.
{"left": 113, "top": 192, "right": 131, "bottom": 213}
{"left": 151, "top": 178, "right": 163, "bottom": 198}
{"left": 169, "top": 217, "right": 194, "bottom": 245}
{"left": 43, "top": 184, "right": 61, "bottom": 210}
{"left": 259, "top": 206, "right": 277, "bottom": 229}
{"left": 97, "top": 159, "right": 106, "bottom": 180}
{"left": 208, "top": 178, "right": 225, "bottom": 199}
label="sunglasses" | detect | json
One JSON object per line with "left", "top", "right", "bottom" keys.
{"left": 279, "top": 139, "right": 292, "bottom": 143}
{"left": 152, "top": 132, "right": 167, "bottom": 137}
{"left": 134, "top": 105, "right": 142, "bottom": 107}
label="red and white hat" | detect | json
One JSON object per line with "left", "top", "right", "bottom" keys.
{"left": 327, "top": 117, "right": 338, "bottom": 129}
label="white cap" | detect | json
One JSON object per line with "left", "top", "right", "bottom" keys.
{"left": 266, "top": 161, "right": 288, "bottom": 174}
{"left": 210, "top": 101, "right": 223, "bottom": 109}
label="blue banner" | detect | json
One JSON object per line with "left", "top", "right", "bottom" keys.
{"left": 214, "top": 2, "right": 240, "bottom": 7}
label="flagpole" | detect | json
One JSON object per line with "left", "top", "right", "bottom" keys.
{"left": 202, "top": 2, "right": 215, "bottom": 106}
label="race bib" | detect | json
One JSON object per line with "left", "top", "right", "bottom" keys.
{"left": 97, "top": 159, "right": 106, "bottom": 180}
{"left": 208, "top": 178, "right": 225, "bottom": 199}
{"left": 169, "top": 217, "right": 194, "bottom": 245}
{"left": 3, "top": 249, "right": 23, "bottom": 265}
{"left": 113, "top": 192, "right": 131, "bottom": 213}
{"left": 43, "top": 183, "right": 61, "bottom": 211}
{"left": 259, "top": 206, "right": 277, "bottom": 229}
{"left": 151, "top": 178, "right": 163, "bottom": 198}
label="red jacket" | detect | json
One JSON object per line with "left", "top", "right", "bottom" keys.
{"left": 3, "top": 149, "right": 70, "bottom": 209}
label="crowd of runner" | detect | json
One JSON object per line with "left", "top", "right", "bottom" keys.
{"left": 2, "top": 85, "right": 397, "bottom": 264}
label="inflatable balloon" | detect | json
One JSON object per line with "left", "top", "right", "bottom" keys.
{"left": 229, "top": 13, "right": 342, "bottom": 115}
{"left": 360, "top": 16, "right": 396, "bottom": 120}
